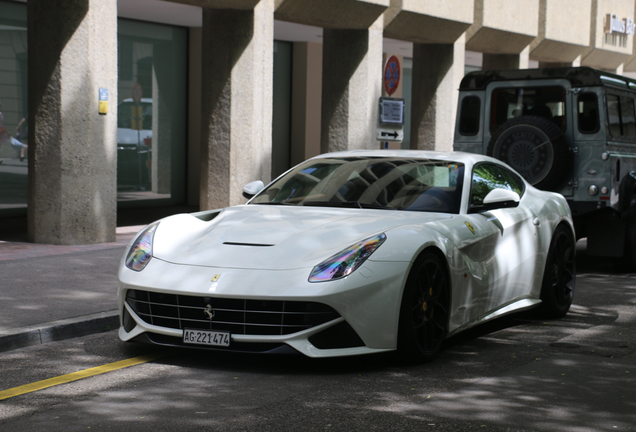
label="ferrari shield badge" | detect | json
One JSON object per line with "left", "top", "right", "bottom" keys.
{"left": 209, "top": 274, "right": 221, "bottom": 292}
{"left": 465, "top": 221, "right": 476, "bottom": 235}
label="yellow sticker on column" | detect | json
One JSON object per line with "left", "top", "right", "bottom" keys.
{"left": 98, "top": 88, "right": 108, "bottom": 115}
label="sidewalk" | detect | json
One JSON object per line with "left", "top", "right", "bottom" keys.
{"left": 0, "top": 206, "right": 197, "bottom": 353}
{"left": 0, "top": 225, "right": 144, "bottom": 352}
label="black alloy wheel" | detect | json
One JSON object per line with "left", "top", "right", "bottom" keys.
{"left": 398, "top": 252, "right": 450, "bottom": 362}
{"left": 539, "top": 225, "right": 576, "bottom": 318}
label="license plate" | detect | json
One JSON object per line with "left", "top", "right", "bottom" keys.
{"left": 183, "top": 329, "right": 231, "bottom": 347}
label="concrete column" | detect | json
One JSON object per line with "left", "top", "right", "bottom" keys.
{"left": 200, "top": 0, "right": 274, "bottom": 209}
{"left": 616, "top": 64, "right": 625, "bottom": 75}
{"left": 27, "top": 0, "right": 117, "bottom": 245}
{"left": 483, "top": 46, "right": 530, "bottom": 69}
{"left": 321, "top": 16, "right": 383, "bottom": 153}
{"left": 290, "top": 42, "right": 322, "bottom": 167}
{"left": 410, "top": 34, "right": 465, "bottom": 152}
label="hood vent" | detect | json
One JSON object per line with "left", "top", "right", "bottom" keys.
{"left": 223, "top": 242, "right": 274, "bottom": 247}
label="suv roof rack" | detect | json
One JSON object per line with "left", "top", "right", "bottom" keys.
{"left": 459, "top": 66, "right": 636, "bottom": 91}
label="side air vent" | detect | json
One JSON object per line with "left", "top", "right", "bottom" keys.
{"left": 192, "top": 210, "right": 221, "bottom": 222}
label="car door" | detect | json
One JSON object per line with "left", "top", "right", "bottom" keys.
{"left": 466, "top": 162, "right": 540, "bottom": 316}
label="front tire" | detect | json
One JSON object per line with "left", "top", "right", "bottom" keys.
{"left": 397, "top": 252, "right": 450, "bottom": 362}
{"left": 539, "top": 225, "right": 576, "bottom": 318}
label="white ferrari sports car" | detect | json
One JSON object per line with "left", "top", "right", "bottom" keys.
{"left": 118, "top": 150, "right": 575, "bottom": 361}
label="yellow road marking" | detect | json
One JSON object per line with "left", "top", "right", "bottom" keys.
{"left": 0, "top": 353, "right": 166, "bottom": 401}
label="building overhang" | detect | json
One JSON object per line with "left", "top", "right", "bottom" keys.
{"left": 383, "top": 0, "right": 473, "bottom": 44}
{"left": 274, "top": 0, "right": 389, "bottom": 30}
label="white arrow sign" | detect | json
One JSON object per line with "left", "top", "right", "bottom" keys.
{"left": 377, "top": 128, "right": 404, "bottom": 142}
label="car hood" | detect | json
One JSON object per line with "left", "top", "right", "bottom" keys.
{"left": 150, "top": 205, "right": 451, "bottom": 270}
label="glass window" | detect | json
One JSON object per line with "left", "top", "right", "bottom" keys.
{"left": 0, "top": 1, "right": 28, "bottom": 215}
{"left": 0, "top": 6, "right": 189, "bottom": 215}
{"left": 458, "top": 96, "right": 481, "bottom": 136}
{"left": 250, "top": 157, "right": 465, "bottom": 214}
{"left": 577, "top": 92, "right": 599, "bottom": 134}
{"left": 117, "top": 19, "right": 187, "bottom": 205}
{"left": 470, "top": 163, "right": 525, "bottom": 207}
{"left": 607, "top": 93, "right": 636, "bottom": 138}
{"left": 490, "top": 86, "right": 566, "bottom": 131}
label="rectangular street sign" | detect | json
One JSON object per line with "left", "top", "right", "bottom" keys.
{"left": 377, "top": 128, "right": 404, "bottom": 142}
{"left": 379, "top": 97, "right": 404, "bottom": 125}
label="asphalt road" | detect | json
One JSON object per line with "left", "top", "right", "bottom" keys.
{"left": 0, "top": 243, "right": 634, "bottom": 432}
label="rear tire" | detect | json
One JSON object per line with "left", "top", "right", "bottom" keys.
{"left": 397, "top": 252, "right": 450, "bottom": 362}
{"left": 620, "top": 198, "right": 636, "bottom": 272}
{"left": 539, "top": 225, "right": 576, "bottom": 318}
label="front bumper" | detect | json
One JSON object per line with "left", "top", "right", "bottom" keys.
{"left": 117, "top": 256, "right": 410, "bottom": 358}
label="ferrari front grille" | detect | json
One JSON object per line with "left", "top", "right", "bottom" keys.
{"left": 125, "top": 289, "right": 340, "bottom": 336}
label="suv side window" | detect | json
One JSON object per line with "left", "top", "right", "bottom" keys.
{"left": 577, "top": 93, "right": 600, "bottom": 134}
{"left": 470, "top": 163, "right": 525, "bottom": 206}
{"left": 490, "top": 86, "right": 566, "bottom": 131}
{"left": 607, "top": 93, "right": 636, "bottom": 138}
{"left": 458, "top": 96, "right": 480, "bottom": 136}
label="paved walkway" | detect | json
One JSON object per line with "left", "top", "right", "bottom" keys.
{"left": 0, "top": 225, "right": 144, "bottom": 352}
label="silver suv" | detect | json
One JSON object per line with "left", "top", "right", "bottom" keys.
{"left": 454, "top": 67, "right": 636, "bottom": 269}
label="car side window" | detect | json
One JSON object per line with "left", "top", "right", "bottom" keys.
{"left": 607, "top": 93, "right": 636, "bottom": 138}
{"left": 458, "top": 96, "right": 481, "bottom": 136}
{"left": 470, "top": 163, "right": 525, "bottom": 206}
{"left": 577, "top": 92, "right": 599, "bottom": 134}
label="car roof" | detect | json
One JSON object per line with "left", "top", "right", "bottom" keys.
{"left": 309, "top": 149, "right": 503, "bottom": 166}
{"left": 459, "top": 66, "right": 636, "bottom": 91}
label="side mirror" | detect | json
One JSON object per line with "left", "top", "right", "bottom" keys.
{"left": 469, "top": 189, "right": 520, "bottom": 213}
{"left": 483, "top": 188, "right": 520, "bottom": 206}
{"left": 242, "top": 180, "right": 265, "bottom": 199}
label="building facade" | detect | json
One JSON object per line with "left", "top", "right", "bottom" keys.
{"left": 1, "top": 0, "right": 635, "bottom": 244}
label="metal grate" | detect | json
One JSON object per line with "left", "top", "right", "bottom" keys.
{"left": 126, "top": 289, "right": 340, "bottom": 336}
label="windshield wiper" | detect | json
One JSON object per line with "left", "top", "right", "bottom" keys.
{"left": 251, "top": 201, "right": 296, "bottom": 206}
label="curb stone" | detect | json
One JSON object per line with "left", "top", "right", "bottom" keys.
{"left": 0, "top": 311, "right": 119, "bottom": 353}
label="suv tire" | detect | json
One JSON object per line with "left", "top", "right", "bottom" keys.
{"left": 487, "top": 116, "right": 569, "bottom": 190}
{"left": 621, "top": 197, "right": 636, "bottom": 272}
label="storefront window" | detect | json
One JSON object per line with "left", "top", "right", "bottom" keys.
{"left": 0, "top": 1, "right": 28, "bottom": 215}
{"left": 0, "top": 8, "right": 188, "bottom": 216}
{"left": 117, "top": 19, "right": 187, "bottom": 206}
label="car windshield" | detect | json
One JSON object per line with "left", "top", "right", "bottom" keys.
{"left": 250, "top": 157, "right": 465, "bottom": 213}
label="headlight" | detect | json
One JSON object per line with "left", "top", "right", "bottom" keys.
{"left": 309, "top": 233, "right": 386, "bottom": 282}
{"left": 125, "top": 223, "right": 159, "bottom": 271}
